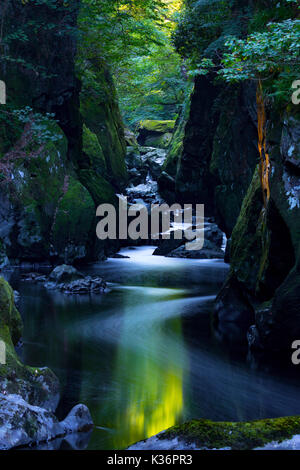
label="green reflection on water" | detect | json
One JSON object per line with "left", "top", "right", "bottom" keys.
{"left": 110, "top": 288, "right": 187, "bottom": 449}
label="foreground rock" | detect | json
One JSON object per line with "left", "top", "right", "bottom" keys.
{"left": 128, "top": 417, "right": 300, "bottom": 450}
{"left": 0, "top": 396, "right": 93, "bottom": 450}
{"left": 0, "top": 276, "right": 93, "bottom": 450}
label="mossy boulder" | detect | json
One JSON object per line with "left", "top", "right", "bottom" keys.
{"left": 0, "top": 277, "right": 93, "bottom": 449}
{"left": 1, "top": 121, "right": 69, "bottom": 261}
{"left": 137, "top": 120, "right": 175, "bottom": 149}
{"left": 138, "top": 120, "right": 175, "bottom": 134}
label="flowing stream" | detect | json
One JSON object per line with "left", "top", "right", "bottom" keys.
{"left": 6, "top": 246, "right": 300, "bottom": 450}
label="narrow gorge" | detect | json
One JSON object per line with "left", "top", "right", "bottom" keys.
{"left": 0, "top": 0, "right": 299, "bottom": 453}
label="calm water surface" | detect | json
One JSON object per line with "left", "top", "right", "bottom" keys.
{"left": 7, "top": 247, "right": 300, "bottom": 449}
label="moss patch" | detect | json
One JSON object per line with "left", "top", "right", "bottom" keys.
{"left": 78, "top": 169, "right": 118, "bottom": 207}
{"left": 139, "top": 120, "right": 175, "bottom": 133}
{"left": 51, "top": 177, "right": 95, "bottom": 260}
{"left": 82, "top": 124, "right": 106, "bottom": 175}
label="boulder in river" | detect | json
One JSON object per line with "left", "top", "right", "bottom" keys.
{"left": 153, "top": 222, "right": 225, "bottom": 259}
{"left": 46, "top": 265, "right": 107, "bottom": 294}
{"left": 166, "top": 240, "right": 224, "bottom": 260}
{"left": 49, "top": 265, "right": 84, "bottom": 284}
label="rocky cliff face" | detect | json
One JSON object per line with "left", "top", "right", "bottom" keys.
{"left": 160, "top": 40, "right": 300, "bottom": 355}
{"left": 0, "top": 0, "right": 127, "bottom": 265}
{"left": 215, "top": 107, "right": 300, "bottom": 352}
{"left": 159, "top": 76, "right": 259, "bottom": 237}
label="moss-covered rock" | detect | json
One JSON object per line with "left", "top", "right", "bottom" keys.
{"left": 51, "top": 177, "right": 95, "bottom": 263}
{"left": 138, "top": 120, "right": 175, "bottom": 133}
{"left": 0, "top": 278, "right": 93, "bottom": 450}
{"left": 157, "top": 416, "right": 300, "bottom": 450}
{"left": 78, "top": 170, "right": 117, "bottom": 207}
{"left": 80, "top": 59, "right": 127, "bottom": 189}
{"left": 137, "top": 120, "right": 176, "bottom": 149}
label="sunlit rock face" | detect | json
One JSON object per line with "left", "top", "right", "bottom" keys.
{"left": 215, "top": 109, "right": 300, "bottom": 352}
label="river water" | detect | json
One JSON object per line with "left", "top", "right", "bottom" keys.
{"left": 7, "top": 246, "right": 300, "bottom": 450}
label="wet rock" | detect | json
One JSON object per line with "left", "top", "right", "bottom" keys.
{"left": 45, "top": 275, "right": 107, "bottom": 295}
{"left": 13, "top": 290, "right": 20, "bottom": 307}
{"left": 142, "top": 148, "right": 167, "bottom": 180}
{"left": 153, "top": 237, "right": 184, "bottom": 256}
{"left": 214, "top": 275, "right": 255, "bottom": 345}
{"left": 281, "top": 115, "right": 300, "bottom": 173}
{"left": 153, "top": 222, "right": 224, "bottom": 258}
{"left": 126, "top": 146, "right": 167, "bottom": 185}
{"left": 158, "top": 171, "right": 176, "bottom": 195}
{"left": 166, "top": 239, "right": 224, "bottom": 260}
{"left": 215, "top": 112, "right": 300, "bottom": 351}
{"left": 0, "top": 394, "right": 93, "bottom": 450}
{"left": 126, "top": 176, "right": 162, "bottom": 206}
{"left": 21, "top": 273, "right": 47, "bottom": 283}
{"left": 124, "top": 129, "right": 138, "bottom": 147}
